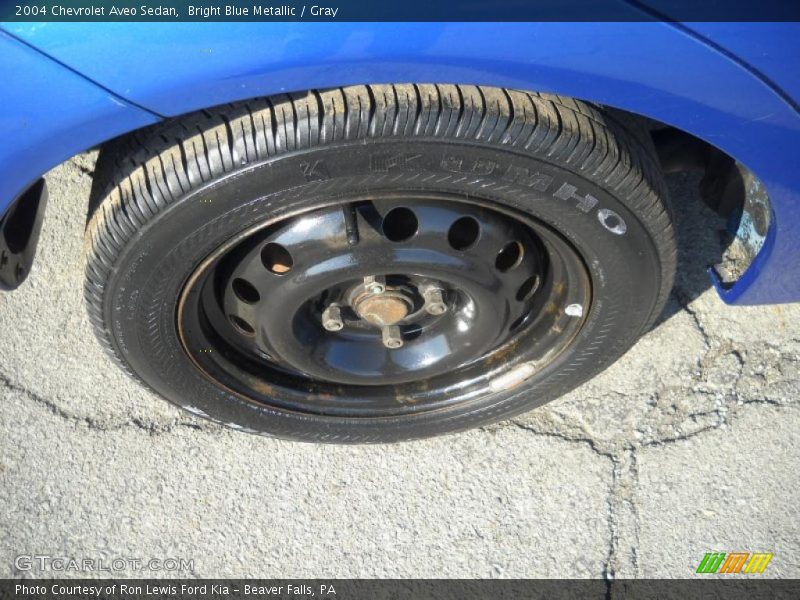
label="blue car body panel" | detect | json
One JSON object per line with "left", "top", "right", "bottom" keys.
{"left": 1, "top": 22, "right": 798, "bottom": 305}
{"left": 682, "top": 22, "right": 800, "bottom": 102}
{"left": 0, "top": 31, "right": 159, "bottom": 217}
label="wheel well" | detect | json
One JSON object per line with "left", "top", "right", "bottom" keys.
{"left": 84, "top": 86, "right": 767, "bottom": 296}
{"left": 645, "top": 118, "right": 771, "bottom": 289}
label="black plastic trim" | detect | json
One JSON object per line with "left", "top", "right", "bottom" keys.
{"left": 0, "top": 178, "right": 48, "bottom": 291}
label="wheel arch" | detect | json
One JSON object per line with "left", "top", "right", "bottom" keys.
{"left": 3, "top": 22, "right": 799, "bottom": 303}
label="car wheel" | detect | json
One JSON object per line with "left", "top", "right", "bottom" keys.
{"left": 84, "top": 85, "right": 676, "bottom": 442}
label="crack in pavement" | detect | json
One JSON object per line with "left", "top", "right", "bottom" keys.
{"left": 675, "top": 288, "right": 713, "bottom": 350}
{"left": 508, "top": 396, "right": 796, "bottom": 585}
{"left": 1, "top": 154, "right": 795, "bottom": 580}
{"left": 3, "top": 277, "right": 799, "bottom": 584}
{"left": 0, "top": 371, "right": 216, "bottom": 436}
{"left": 504, "top": 421, "right": 620, "bottom": 590}
{"left": 496, "top": 286, "right": 800, "bottom": 583}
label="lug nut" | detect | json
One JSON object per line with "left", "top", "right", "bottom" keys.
{"left": 427, "top": 303, "right": 446, "bottom": 315}
{"left": 322, "top": 304, "right": 344, "bottom": 331}
{"left": 364, "top": 275, "right": 386, "bottom": 295}
{"left": 381, "top": 325, "right": 403, "bottom": 349}
{"left": 422, "top": 287, "right": 447, "bottom": 316}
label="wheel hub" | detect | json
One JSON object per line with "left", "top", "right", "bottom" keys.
{"left": 354, "top": 293, "right": 411, "bottom": 326}
{"left": 336, "top": 276, "right": 449, "bottom": 348}
{"left": 351, "top": 279, "right": 412, "bottom": 328}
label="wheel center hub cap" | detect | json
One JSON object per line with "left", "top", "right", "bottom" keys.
{"left": 353, "top": 290, "right": 411, "bottom": 327}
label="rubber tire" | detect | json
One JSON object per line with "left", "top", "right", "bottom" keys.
{"left": 84, "top": 85, "right": 676, "bottom": 443}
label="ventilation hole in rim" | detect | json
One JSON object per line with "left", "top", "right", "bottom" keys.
{"left": 232, "top": 278, "right": 260, "bottom": 304}
{"left": 382, "top": 207, "right": 419, "bottom": 242}
{"left": 229, "top": 314, "right": 255, "bottom": 336}
{"left": 447, "top": 216, "right": 480, "bottom": 251}
{"left": 261, "top": 243, "right": 293, "bottom": 274}
{"left": 516, "top": 274, "right": 541, "bottom": 302}
{"left": 495, "top": 241, "right": 524, "bottom": 272}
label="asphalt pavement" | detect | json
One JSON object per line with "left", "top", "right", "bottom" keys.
{"left": 1, "top": 153, "right": 798, "bottom": 579}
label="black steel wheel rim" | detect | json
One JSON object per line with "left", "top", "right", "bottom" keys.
{"left": 177, "top": 192, "right": 591, "bottom": 417}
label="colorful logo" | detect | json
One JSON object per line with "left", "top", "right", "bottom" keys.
{"left": 696, "top": 552, "right": 773, "bottom": 574}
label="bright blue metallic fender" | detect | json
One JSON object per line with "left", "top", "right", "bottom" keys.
{"left": 0, "top": 30, "right": 158, "bottom": 213}
{"left": 1, "top": 22, "right": 799, "bottom": 305}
